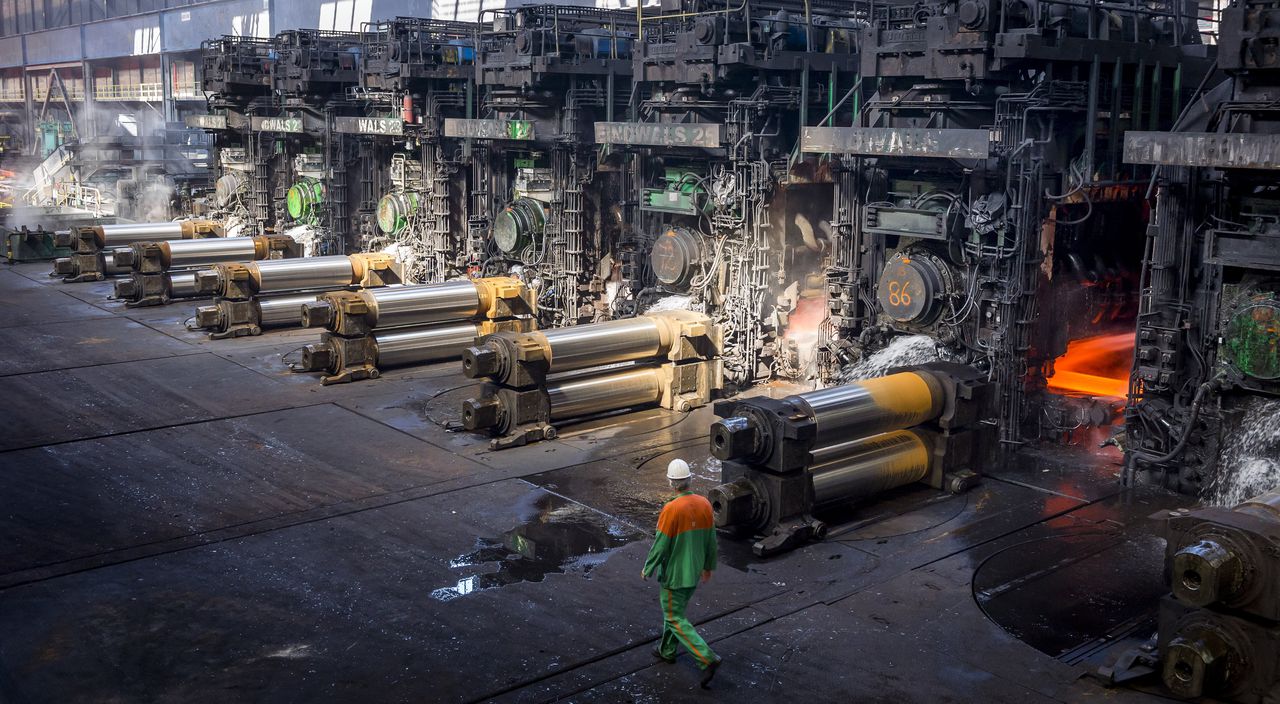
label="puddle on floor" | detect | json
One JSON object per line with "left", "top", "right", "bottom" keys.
{"left": 431, "top": 488, "right": 643, "bottom": 601}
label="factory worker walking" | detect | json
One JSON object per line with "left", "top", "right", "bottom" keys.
{"left": 641, "top": 458, "right": 723, "bottom": 688}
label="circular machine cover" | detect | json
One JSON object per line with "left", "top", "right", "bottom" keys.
{"left": 1222, "top": 295, "right": 1280, "bottom": 380}
{"left": 649, "top": 226, "right": 701, "bottom": 290}
{"left": 492, "top": 198, "right": 546, "bottom": 254}
{"left": 215, "top": 173, "right": 245, "bottom": 208}
{"left": 377, "top": 191, "right": 421, "bottom": 235}
{"left": 876, "top": 250, "right": 950, "bottom": 325}
{"left": 287, "top": 177, "right": 326, "bottom": 221}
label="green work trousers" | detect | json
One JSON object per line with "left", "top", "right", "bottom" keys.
{"left": 658, "top": 586, "right": 717, "bottom": 669}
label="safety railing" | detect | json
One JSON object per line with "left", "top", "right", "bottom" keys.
{"left": 94, "top": 82, "right": 164, "bottom": 101}
{"left": 172, "top": 82, "right": 203, "bottom": 99}
{"left": 0, "top": 88, "right": 23, "bottom": 101}
{"left": 32, "top": 86, "right": 85, "bottom": 101}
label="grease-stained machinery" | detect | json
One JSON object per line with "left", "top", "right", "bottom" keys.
{"left": 112, "top": 235, "right": 300, "bottom": 306}
{"left": 192, "top": 253, "right": 402, "bottom": 339}
{"left": 613, "top": 0, "right": 861, "bottom": 384}
{"left": 1120, "top": 0, "right": 1280, "bottom": 496}
{"left": 708, "top": 362, "right": 994, "bottom": 556}
{"left": 1148, "top": 491, "right": 1280, "bottom": 702}
{"left": 460, "top": 310, "right": 722, "bottom": 449}
{"left": 816, "top": 0, "right": 1212, "bottom": 448}
{"left": 294, "top": 277, "right": 535, "bottom": 384}
{"left": 51, "top": 220, "right": 224, "bottom": 282}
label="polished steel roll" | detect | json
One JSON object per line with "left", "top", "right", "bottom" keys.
{"left": 543, "top": 317, "right": 665, "bottom": 372}
{"left": 799, "top": 371, "right": 944, "bottom": 447}
{"left": 166, "top": 237, "right": 259, "bottom": 269}
{"left": 168, "top": 271, "right": 200, "bottom": 299}
{"left": 548, "top": 367, "right": 663, "bottom": 421}
{"left": 102, "top": 248, "right": 130, "bottom": 276}
{"left": 1238, "top": 489, "right": 1280, "bottom": 522}
{"left": 810, "top": 430, "right": 930, "bottom": 507}
{"left": 256, "top": 293, "right": 318, "bottom": 328}
{"left": 100, "top": 222, "right": 186, "bottom": 245}
{"left": 368, "top": 280, "right": 481, "bottom": 329}
{"left": 253, "top": 255, "right": 354, "bottom": 293}
{"left": 375, "top": 323, "right": 481, "bottom": 367}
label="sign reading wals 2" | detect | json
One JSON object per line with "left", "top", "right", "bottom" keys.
{"left": 333, "top": 117, "right": 404, "bottom": 135}
{"left": 185, "top": 114, "right": 228, "bottom": 130}
{"left": 593, "top": 122, "right": 722, "bottom": 148}
{"left": 443, "top": 118, "right": 535, "bottom": 140}
{"left": 801, "top": 127, "right": 991, "bottom": 159}
{"left": 250, "top": 116, "right": 304, "bottom": 133}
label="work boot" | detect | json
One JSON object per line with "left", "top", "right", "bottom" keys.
{"left": 700, "top": 657, "right": 722, "bottom": 689}
{"left": 651, "top": 646, "right": 675, "bottom": 664}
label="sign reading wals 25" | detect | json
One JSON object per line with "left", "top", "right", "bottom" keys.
{"left": 443, "top": 118, "right": 535, "bottom": 140}
{"left": 593, "top": 122, "right": 722, "bottom": 148}
{"left": 250, "top": 116, "right": 304, "bottom": 133}
{"left": 334, "top": 117, "right": 404, "bottom": 136}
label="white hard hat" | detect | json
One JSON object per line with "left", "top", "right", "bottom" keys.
{"left": 667, "top": 458, "right": 691, "bottom": 480}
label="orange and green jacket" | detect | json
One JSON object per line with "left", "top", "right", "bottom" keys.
{"left": 643, "top": 491, "right": 718, "bottom": 589}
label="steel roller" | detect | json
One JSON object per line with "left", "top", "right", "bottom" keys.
{"left": 372, "top": 323, "right": 483, "bottom": 367}
{"left": 798, "top": 372, "right": 944, "bottom": 446}
{"left": 251, "top": 256, "right": 356, "bottom": 293}
{"left": 710, "top": 370, "right": 946, "bottom": 463}
{"left": 168, "top": 271, "right": 200, "bottom": 299}
{"left": 102, "top": 249, "right": 130, "bottom": 276}
{"left": 98, "top": 222, "right": 187, "bottom": 245}
{"left": 464, "top": 311, "right": 708, "bottom": 383}
{"left": 255, "top": 293, "right": 318, "bottom": 328}
{"left": 363, "top": 281, "right": 482, "bottom": 329}
{"left": 547, "top": 367, "right": 664, "bottom": 420}
{"left": 809, "top": 431, "right": 930, "bottom": 507}
{"left": 163, "top": 237, "right": 261, "bottom": 269}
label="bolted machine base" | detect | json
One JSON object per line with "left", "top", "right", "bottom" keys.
{"left": 195, "top": 300, "right": 262, "bottom": 339}
{"left": 56, "top": 253, "right": 106, "bottom": 282}
{"left": 1157, "top": 596, "right": 1280, "bottom": 702}
{"left": 115, "top": 274, "right": 174, "bottom": 308}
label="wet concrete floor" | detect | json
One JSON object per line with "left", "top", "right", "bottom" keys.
{"left": 0, "top": 262, "right": 1191, "bottom": 703}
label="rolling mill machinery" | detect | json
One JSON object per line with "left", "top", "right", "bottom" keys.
{"left": 268, "top": 29, "right": 372, "bottom": 255}
{"left": 191, "top": 253, "right": 402, "bottom": 339}
{"left": 1120, "top": 0, "right": 1280, "bottom": 498}
{"left": 111, "top": 235, "right": 300, "bottom": 307}
{"left": 51, "top": 220, "right": 224, "bottom": 282}
{"left": 1149, "top": 490, "right": 1280, "bottom": 702}
{"left": 465, "top": 4, "right": 635, "bottom": 328}
{"left": 707, "top": 362, "right": 994, "bottom": 556}
{"left": 358, "top": 18, "right": 478, "bottom": 282}
{"left": 460, "top": 310, "right": 723, "bottom": 449}
{"left": 609, "top": 0, "right": 862, "bottom": 385}
{"left": 293, "top": 277, "right": 535, "bottom": 384}
{"left": 815, "top": 0, "right": 1213, "bottom": 446}
{"left": 194, "top": 35, "right": 277, "bottom": 234}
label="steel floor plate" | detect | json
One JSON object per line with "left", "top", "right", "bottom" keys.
{"left": 0, "top": 264, "right": 1193, "bottom": 703}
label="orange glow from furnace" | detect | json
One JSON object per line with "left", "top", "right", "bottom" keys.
{"left": 1046, "top": 333, "right": 1134, "bottom": 399}
{"left": 785, "top": 296, "right": 827, "bottom": 341}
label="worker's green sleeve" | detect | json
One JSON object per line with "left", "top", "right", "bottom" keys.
{"left": 643, "top": 531, "right": 671, "bottom": 580}
{"left": 704, "top": 527, "right": 718, "bottom": 572}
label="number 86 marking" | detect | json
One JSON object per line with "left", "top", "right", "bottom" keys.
{"left": 888, "top": 280, "right": 912, "bottom": 307}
